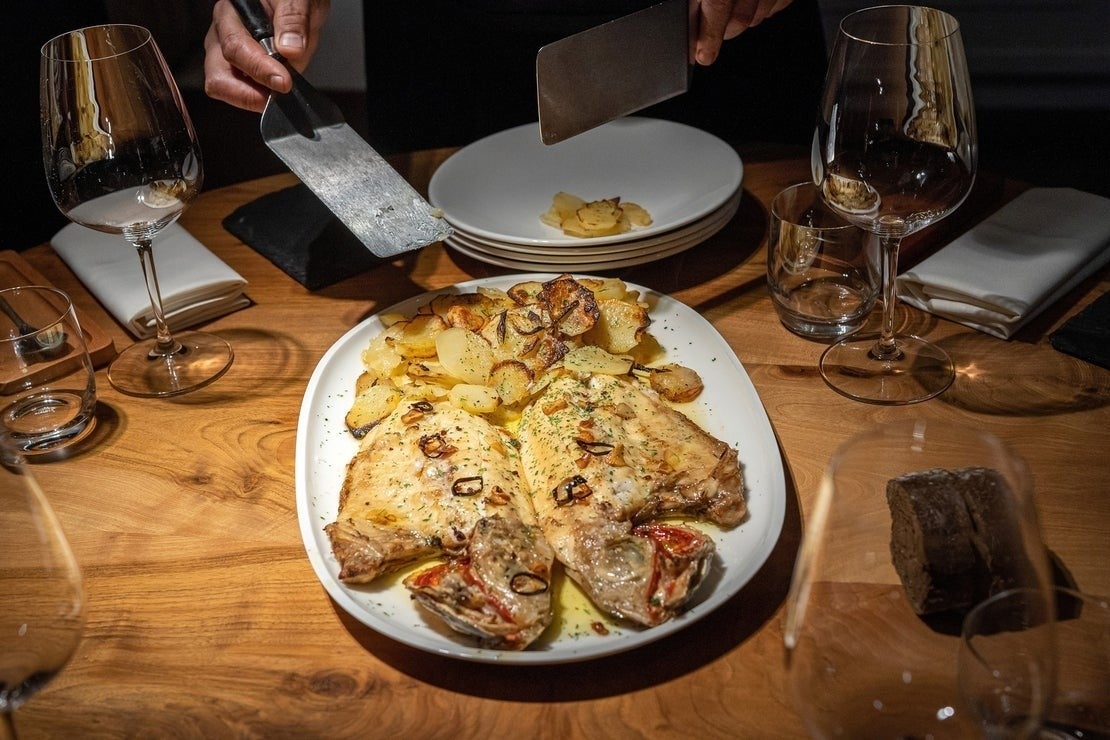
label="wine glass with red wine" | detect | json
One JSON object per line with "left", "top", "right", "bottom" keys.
{"left": 812, "top": 5, "right": 977, "bottom": 404}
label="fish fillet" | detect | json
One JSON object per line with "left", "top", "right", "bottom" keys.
{"left": 325, "top": 398, "right": 555, "bottom": 647}
{"left": 517, "top": 373, "right": 746, "bottom": 625}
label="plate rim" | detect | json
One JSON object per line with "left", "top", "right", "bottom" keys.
{"left": 294, "top": 274, "right": 786, "bottom": 664}
{"left": 428, "top": 118, "right": 743, "bottom": 247}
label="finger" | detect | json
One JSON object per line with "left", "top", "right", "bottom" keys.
{"left": 211, "top": 0, "right": 291, "bottom": 93}
{"left": 203, "top": 26, "right": 270, "bottom": 112}
{"left": 272, "top": 0, "right": 331, "bottom": 68}
{"left": 693, "top": 0, "right": 733, "bottom": 66}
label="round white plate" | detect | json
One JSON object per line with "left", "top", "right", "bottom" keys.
{"left": 451, "top": 188, "right": 743, "bottom": 258}
{"left": 428, "top": 118, "right": 743, "bottom": 247}
{"left": 444, "top": 195, "right": 740, "bottom": 271}
{"left": 295, "top": 275, "right": 785, "bottom": 664}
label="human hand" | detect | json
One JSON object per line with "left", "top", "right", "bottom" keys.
{"left": 204, "top": 0, "right": 331, "bottom": 113}
{"left": 692, "top": 0, "right": 794, "bottom": 65}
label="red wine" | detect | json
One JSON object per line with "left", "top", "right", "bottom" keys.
{"left": 817, "top": 127, "right": 974, "bottom": 236}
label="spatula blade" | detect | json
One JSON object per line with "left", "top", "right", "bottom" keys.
{"left": 536, "top": 0, "right": 691, "bottom": 145}
{"left": 261, "top": 90, "right": 452, "bottom": 258}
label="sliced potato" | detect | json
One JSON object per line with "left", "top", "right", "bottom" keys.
{"left": 345, "top": 381, "right": 403, "bottom": 438}
{"left": 539, "top": 274, "right": 599, "bottom": 337}
{"left": 435, "top": 326, "right": 494, "bottom": 385}
{"left": 449, "top": 383, "right": 500, "bottom": 414}
{"left": 621, "top": 201, "right": 653, "bottom": 227}
{"left": 575, "top": 199, "right": 621, "bottom": 230}
{"left": 507, "top": 281, "right": 544, "bottom": 306}
{"left": 582, "top": 298, "right": 650, "bottom": 354}
{"left": 390, "top": 313, "right": 448, "bottom": 359}
{"left": 490, "top": 359, "right": 533, "bottom": 405}
{"left": 648, "top": 363, "right": 705, "bottom": 403}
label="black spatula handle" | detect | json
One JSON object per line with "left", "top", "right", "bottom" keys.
{"left": 230, "top": 0, "right": 275, "bottom": 44}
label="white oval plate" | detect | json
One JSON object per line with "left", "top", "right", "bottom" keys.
{"left": 428, "top": 118, "right": 743, "bottom": 247}
{"left": 295, "top": 275, "right": 785, "bottom": 664}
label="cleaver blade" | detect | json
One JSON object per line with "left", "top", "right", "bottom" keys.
{"left": 536, "top": 0, "right": 691, "bottom": 146}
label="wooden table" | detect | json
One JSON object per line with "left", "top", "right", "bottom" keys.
{"left": 16, "top": 146, "right": 1110, "bottom": 739}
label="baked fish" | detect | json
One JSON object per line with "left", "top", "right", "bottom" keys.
{"left": 403, "top": 512, "right": 555, "bottom": 649}
{"left": 516, "top": 373, "right": 747, "bottom": 626}
{"left": 325, "top": 398, "right": 555, "bottom": 647}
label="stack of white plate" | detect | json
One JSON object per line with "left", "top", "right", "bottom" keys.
{"left": 428, "top": 117, "right": 744, "bottom": 272}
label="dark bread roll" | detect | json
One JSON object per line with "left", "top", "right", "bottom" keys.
{"left": 886, "top": 468, "right": 982, "bottom": 615}
{"left": 957, "top": 467, "right": 1030, "bottom": 595}
{"left": 888, "top": 466, "right": 1028, "bottom": 616}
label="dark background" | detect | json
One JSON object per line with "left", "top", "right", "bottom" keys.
{"left": 12, "top": 0, "right": 1109, "bottom": 252}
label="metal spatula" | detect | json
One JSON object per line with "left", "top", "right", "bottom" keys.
{"left": 230, "top": 0, "right": 451, "bottom": 258}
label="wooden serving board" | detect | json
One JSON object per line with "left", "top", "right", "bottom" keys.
{"left": 0, "top": 250, "right": 116, "bottom": 393}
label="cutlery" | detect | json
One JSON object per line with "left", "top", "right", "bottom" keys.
{"left": 230, "top": 0, "right": 452, "bottom": 258}
{"left": 536, "top": 0, "right": 690, "bottom": 145}
{"left": 0, "top": 294, "right": 66, "bottom": 356}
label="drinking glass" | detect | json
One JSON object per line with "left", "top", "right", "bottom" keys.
{"left": 812, "top": 5, "right": 977, "bottom": 404}
{"left": 784, "top": 420, "right": 1054, "bottom": 738}
{"left": 40, "top": 24, "right": 233, "bottom": 398}
{"left": 961, "top": 587, "right": 1109, "bottom": 739}
{"left": 0, "top": 443, "right": 85, "bottom": 737}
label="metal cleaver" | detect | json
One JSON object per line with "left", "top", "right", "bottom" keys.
{"left": 230, "top": 0, "right": 451, "bottom": 258}
{"left": 536, "top": 0, "right": 692, "bottom": 145}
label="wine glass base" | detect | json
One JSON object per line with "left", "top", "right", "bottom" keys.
{"left": 107, "top": 330, "right": 234, "bottom": 398}
{"left": 819, "top": 332, "right": 954, "bottom": 405}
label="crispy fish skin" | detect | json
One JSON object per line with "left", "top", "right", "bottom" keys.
{"left": 325, "top": 400, "right": 537, "bottom": 584}
{"left": 517, "top": 373, "right": 746, "bottom": 625}
{"left": 404, "top": 513, "right": 555, "bottom": 650}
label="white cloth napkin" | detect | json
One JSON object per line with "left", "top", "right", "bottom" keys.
{"left": 897, "top": 188, "right": 1110, "bottom": 339}
{"left": 51, "top": 222, "right": 250, "bottom": 339}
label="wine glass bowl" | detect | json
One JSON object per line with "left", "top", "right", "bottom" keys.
{"left": 784, "top": 420, "right": 1054, "bottom": 738}
{"left": 40, "top": 24, "right": 233, "bottom": 398}
{"left": 812, "top": 5, "right": 978, "bottom": 404}
{"left": 0, "top": 444, "right": 85, "bottom": 735}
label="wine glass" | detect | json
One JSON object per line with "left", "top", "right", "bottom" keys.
{"left": 958, "top": 587, "right": 1056, "bottom": 739}
{"left": 961, "top": 587, "right": 1110, "bottom": 739}
{"left": 0, "top": 443, "right": 85, "bottom": 737}
{"left": 784, "top": 420, "right": 1054, "bottom": 738}
{"left": 812, "top": 5, "right": 977, "bottom": 404}
{"left": 40, "top": 24, "right": 233, "bottom": 398}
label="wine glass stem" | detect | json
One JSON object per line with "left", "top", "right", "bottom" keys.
{"left": 134, "top": 239, "right": 182, "bottom": 357}
{"left": 872, "top": 232, "right": 903, "bottom": 362}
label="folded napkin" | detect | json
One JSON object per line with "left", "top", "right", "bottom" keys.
{"left": 51, "top": 222, "right": 250, "bottom": 339}
{"left": 897, "top": 188, "right": 1110, "bottom": 339}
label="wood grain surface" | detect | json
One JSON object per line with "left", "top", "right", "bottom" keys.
{"left": 13, "top": 145, "right": 1109, "bottom": 739}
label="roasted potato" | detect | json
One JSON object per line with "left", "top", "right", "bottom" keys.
{"left": 648, "top": 363, "right": 705, "bottom": 403}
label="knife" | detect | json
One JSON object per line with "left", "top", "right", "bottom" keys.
{"left": 230, "top": 0, "right": 452, "bottom": 258}
{"left": 536, "top": 0, "right": 692, "bottom": 145}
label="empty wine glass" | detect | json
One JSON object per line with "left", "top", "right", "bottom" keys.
{"left": 812, "top": 5, "right": 977, "bottom": 404}
{"left": 961, "top": 587, "right": 1110, "bottom": 739}
{"left": 784, "top": 420, "right": 1054, "bottom": 738}
{"left": 40, "top": 24, "right": 233, "bottom": 398}
{"left": 1, "top": 443, "right": 85, "bottom": 738}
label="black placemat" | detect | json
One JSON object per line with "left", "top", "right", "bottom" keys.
{"left": 1049, "top": 290, "right": 1110, "bottom": 370}
{"left": 223, "top": 183, "right": 383, "bottom": 290}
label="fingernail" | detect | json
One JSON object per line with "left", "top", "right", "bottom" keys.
{"left": 279, "top": 32, "right": 305, "bottom": 50}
